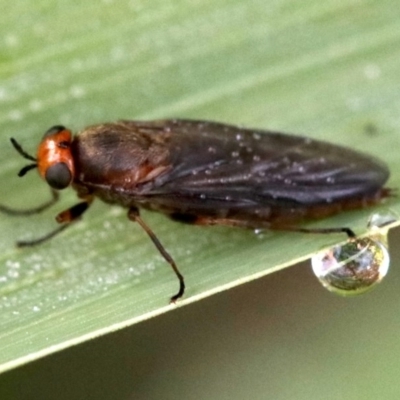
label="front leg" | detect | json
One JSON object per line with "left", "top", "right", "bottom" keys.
{"left": 17, "top": 196, "right": 93, "bottom": 247}
{"left": 0, "top": 188, "right": 59, "bottom": 216}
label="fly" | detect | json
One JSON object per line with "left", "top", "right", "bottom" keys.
{"left": 0, "top": 120, "right": 391, "bottom": 302}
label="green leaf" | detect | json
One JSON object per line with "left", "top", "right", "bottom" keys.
{"left": 0, "top": 0, "right": 399, "bottom": 373}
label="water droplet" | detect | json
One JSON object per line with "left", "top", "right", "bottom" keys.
{"left": 364, "top": 64, "right": 381, "bottom": 80}
{"left": 5, "top": 34, "right": 19, "bottom": 48}
{"left": 311, "top": 236, "right": 390, "bottom": 296}
{"left": 367, "top": 211, "right": 398, "bottom": 230}
{"left": 7, "top": 270, "right": 19, "bottom": 279}
{"left": 0, "top": 87, "right": 8, "bottom": 101}
{"left": 297, "top": 165, "right": 305, "bottom": 173}
{"left": 29, "top": 99, "right": 43, "bottom": 112}
{"left": 8, "top": 109, "right": 23, "bottom": 121}
{"left": 69, "top": 85, "right": 86, "bottom": 98}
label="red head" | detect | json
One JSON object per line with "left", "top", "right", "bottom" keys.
{"left": 11, "top": 126, "right": 75, "bottom": 190}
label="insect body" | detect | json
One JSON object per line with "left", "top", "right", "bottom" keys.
{"left": 2, "top": 120, "right": 390, "bottom": 301}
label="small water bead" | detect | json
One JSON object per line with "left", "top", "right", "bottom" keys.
{"left": 311, "top": 235, "right": 390, "bottom": 296}
{"left": 367, "top": 211, "right": 398, "bottom": 231}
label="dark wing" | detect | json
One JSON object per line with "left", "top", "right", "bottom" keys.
{"left": 130, "top": 120, "right": 388, "bottom": 210}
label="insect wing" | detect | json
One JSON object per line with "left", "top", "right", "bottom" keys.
{"left": 134, "top": 120, "right": 389, "bottom": 208}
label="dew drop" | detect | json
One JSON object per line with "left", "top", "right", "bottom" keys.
{"left": 69, "top": 85, "right": 86, "bottom": 98}
{"left": 29, "top": 99, "right": 43, "bottom": 112}
{"left": 7, "top": 270, "right": 19, "bottom": 279}
{"left": 367, "top": 211, "right": 398, "bottom": 231}
{"left": 364, "top": 64, "right": 381, "bottom": 80}
{"left": 5, "top": 34, "right": 19, "bottom": 48}
{"left": 297, "top": 165, "right": 305, "bottom": 173}
{"left": 311, "top": 236, "right": 390, "bottom": 296}
{"left": 236, "top": 133, "right": 243, "bottom": 141}
{"left": 0, "top": 87, "right": 8, "bottom": 101}
{"left": 8, "top": 109, "right": 23, "bottom": 121}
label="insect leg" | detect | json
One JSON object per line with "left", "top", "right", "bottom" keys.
{"left": 128, "top": 207, "right": 185, "bottom": 303}
{"left": 270, "top": 225, "right": 356, "bottom": 239}
{"left": 0, "top": 189, "right": 59, "bottom": 216}
{"left": 17, "top": 196, "right": 93, "bottom": 247}
{"left": 191, "top": 216, "right": 356, "bottom": 238}
{"left": 173, "top": 214, "right": 356, "bottom": 238}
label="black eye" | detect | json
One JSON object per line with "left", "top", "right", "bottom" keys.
{"left": 43, "top": 125, "right": 66, "bottom": 139}
{"left": 45, "top": 162, "right": 72, "bottom": 189}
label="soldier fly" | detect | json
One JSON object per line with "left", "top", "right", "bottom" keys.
{"left": 1, "top": 120, "right": 390, "bottom": 301}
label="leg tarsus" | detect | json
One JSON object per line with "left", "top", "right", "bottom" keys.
{"left": 0, "top": 189, "right": 59, "bottom": 216}
{"left": 128, "top": 208, "right": 185, "bottom": 302}
{"left": 15, "top": 197, "right": 93, "bottom": 247}
{"left": 17, "top": 224, "right": 70, "bottom": 247}
{"left": 271, "top": 225, "right": 356, "bottom": 239}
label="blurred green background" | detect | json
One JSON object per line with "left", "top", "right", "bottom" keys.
{"left": 1, "top": 0, "right": 400, "bottom": 398}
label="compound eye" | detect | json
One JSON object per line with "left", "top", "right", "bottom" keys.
{"left": 43, "top": 125, "right": 66, "bottom": 139}
{"left": 45, "top": 162, "right": 72, "bottom": 189}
